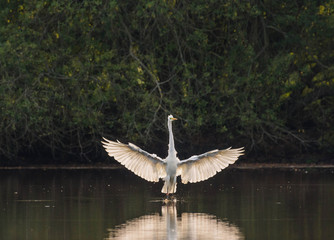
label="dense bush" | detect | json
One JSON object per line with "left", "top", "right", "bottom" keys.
{"left": 0, "top": 0, "right": 333, "bottom": 163}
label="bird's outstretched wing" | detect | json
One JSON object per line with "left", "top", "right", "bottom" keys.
{"left": 177, "top": 147, "right": 244, "bottom": 183}
{"left": 101, "top": 137, "right": 166, "bottom": 182}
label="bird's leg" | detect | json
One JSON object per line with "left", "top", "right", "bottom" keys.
{"left": 166, "top": 193, "right": 175, "bottom": 201}
{"left": 162, "top": 193, "right": 169, "bottom": 204}
{"left": 163, "top": 194, "right": 177, "bottom": 204}
{"left": 165, "top": 193, "right": 173, "bottom": 201}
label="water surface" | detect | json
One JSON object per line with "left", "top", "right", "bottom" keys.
{"left": 1, "top": 168, "right": 333, "bottom": 239}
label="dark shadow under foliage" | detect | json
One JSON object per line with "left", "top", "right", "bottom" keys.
{"left": 0, "top": 1, "right": 333, "bottom": 164}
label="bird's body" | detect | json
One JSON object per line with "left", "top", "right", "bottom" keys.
{"left": 163, "top": 154, "right": 178, "bottom": 194}
{"left": 101, "top": 115, "right": 244, "bottom": 195}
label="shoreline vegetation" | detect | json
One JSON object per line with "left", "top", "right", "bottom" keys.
{"left": 1, "top": 1, "right": 333, "bottom": 164}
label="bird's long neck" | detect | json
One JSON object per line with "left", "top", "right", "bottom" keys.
{"left": 168, "top": 120, "right": 176, "bottom": 156}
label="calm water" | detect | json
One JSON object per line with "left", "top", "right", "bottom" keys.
{"left": 1, "top": 168, "right": 334, "bottom": 240}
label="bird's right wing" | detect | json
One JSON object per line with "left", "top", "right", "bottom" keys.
{"left": 177, "top": 147, "right": 244, "bottom": 183}
{"left": 101, "top": 137, "right": 166, "bottom": 182}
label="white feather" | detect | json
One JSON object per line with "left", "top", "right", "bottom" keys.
{"left": 102, "top": 115, "right": 244, "bottom": 194}
{"left": 101, "top": 137, "right": 166, "bottom": 182}
{"left": 178, "top": 147, "right": 244, "bottom": 183}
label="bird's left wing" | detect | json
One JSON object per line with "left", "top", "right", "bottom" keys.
{"left": 101, "top": 137, "right": 166, "bottom": 182}
{"left": 177, "top": 147, "right": 244, "bottom": 183}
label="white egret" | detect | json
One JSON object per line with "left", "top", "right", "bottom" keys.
{"left": 101, "top": 115, "right": 244, "bottom": 196}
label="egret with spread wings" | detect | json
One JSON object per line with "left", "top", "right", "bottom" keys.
{"left": 101, "top": 115, "right": 244, "bottom": 196}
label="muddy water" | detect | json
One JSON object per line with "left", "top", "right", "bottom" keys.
{"left": 0, "top": 168, "right": 333, "bottom": 239}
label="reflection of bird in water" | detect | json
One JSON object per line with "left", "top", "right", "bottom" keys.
{"left": 106, "top": 204, "right": 244, "bottom": 240}
{"left": 102, "top": 115, "right": 244, "bottom": 197}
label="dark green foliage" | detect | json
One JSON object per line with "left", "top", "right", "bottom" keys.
{"left": 0, "top": 0, "right": 333, "bottom": 163}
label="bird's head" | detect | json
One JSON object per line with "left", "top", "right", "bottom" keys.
{"left": 168, "top": 115, "right": 177, "bottom": 121}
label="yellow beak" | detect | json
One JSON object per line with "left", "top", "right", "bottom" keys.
{"left": 171, "top": 118, "right": 177, "bottom": 121}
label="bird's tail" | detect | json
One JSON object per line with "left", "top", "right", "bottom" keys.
{"left": 161, "top": 178, "right": 177, "bottom": 194}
